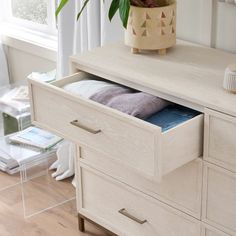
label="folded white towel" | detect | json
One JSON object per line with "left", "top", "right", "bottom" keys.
{"left": 63, "top": 79, "right": 120, "bottom": 98}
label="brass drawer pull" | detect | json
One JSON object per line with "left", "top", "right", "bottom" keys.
{"left": 118, "top": 208, "right": 147, "bottom": 224}
{"left": 70, "top": 120, "right": 101, "bottom": 134}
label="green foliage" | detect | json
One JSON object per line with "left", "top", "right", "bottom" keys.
{"left": 108, "top": 0, "right": 119, "bottom": 21}
{"left": 119, "top": 0, "right": 130, "bottom": 28}
{"left": 77, "top": 0, "right": 90, "bottom": 20}
{"left": 56, "top": 0, "right": 175, "bottom": 29}
{"left": 55, "top": 0, "right": 69, "bottom": 18}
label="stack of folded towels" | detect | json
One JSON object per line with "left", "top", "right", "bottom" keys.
{"left": 64, "top": 79, "right": 199, "bottom": 132}
{"left": 64, "top": 80, "right": 169, "bottom": 120}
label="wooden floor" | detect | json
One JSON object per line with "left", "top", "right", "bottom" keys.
{"left": 0, "top": 171, "right": 110, "bottom": 236}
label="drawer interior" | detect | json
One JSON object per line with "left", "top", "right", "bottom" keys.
{"left": 52, "top": 72, "right": 202, "bottom": 133}
{"left": 30, "top": 72, "right": 203, "bottom": 180}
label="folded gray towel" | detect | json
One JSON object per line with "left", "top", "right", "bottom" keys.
{"left": 90, "top": 86, "right": 132, "bottom": 104}
{"left": 90, "top": 86, "right": 170, "bottom": 119}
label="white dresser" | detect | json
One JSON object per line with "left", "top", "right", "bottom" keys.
{"left": 28, "top": 41, "right": 236, "bottom": 236}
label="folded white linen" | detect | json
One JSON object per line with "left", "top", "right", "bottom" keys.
{"left": 63, "top": 79, "right": 120, "bottom": 98}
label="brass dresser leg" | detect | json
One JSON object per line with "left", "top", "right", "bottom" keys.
{"left": 78, "top": 213, "right": 118, "bottom": 235}
{"left": 78, "top": 214, "right": 85, "bottom": 232}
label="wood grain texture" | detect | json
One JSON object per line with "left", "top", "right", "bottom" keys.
{"left": 70, "top": 40, "right": 236, "bottom": 117}
{"left": 202, "top": 162, "right": 236, "bottom": 236}
{"left": 29, "top": 73, "right": 203, "bottom": 181}
{"left": 79, "top": 146, "right": 203, "bottom": 219}
{"left": 204, "top": 108, "right": 236, "bottom": 172}
{"left": 161, "top": 114, "right": 203, "bottom": 175}
{"left": 0, "top": 171, "right": 21, "bottom": 192}
{"left": 201, "top": 223, "right": 231, "bottom": 236}
{"left": 27, "top": 40, "right": 236, "bottom": 235}
{"left": 79, "top": 164, "right": 201, "bottom": 236}
{"left": 29, "top": 79, "right": 160, "bottom": 179}
{"left": 0, "top": 171, "right": 110, "bottom": 236}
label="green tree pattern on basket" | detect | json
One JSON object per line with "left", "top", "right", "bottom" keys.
{"left": 56, "top": 0, "right": 174, "bottom": 28}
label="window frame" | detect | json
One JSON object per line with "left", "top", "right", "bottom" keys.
{"left": 1, "top": 0, "right": 57, "bottom": 37}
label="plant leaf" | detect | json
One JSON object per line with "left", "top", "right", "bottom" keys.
{"left": 108, "top": 0, "right": 120, "bottom": 21}
{"left": 119, "top": 0, "right": 130, "bottom": 28}
{"left": 77, "top": 0, "right": 90, "bottom": 20}
{"left": 55, "top": 0, "right": 69, "bottom": 17}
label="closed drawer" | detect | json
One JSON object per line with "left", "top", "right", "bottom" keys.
{"left": 204, "top": 108, "right": 236, "bottom": 172}
{"left": 29, "top": 72, "right": 203, "bottom": 181}
{"left": 201, "top": 223, "right": 231, "bottom": 236}
{"left": 79, "top": 146, "right": 203, "bottom": 218}
{"left": 78, "top": 164, "right": 201, "bottom": 236}
{"left": 202, "top": 162, "right": 236, "bottom": 235}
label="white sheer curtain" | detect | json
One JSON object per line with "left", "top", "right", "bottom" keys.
{"left": 0, "top": 40, "right": 9, "bottom": 86}
{"left": 55, "top": 1, "right": 123, "bottom": 181}
{"left": 57, "top": 0, "right": 124, "bottom": 78}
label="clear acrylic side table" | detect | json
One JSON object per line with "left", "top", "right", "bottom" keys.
{"left": 0, "top": 80, "right": 31, "bottom": 136}
{"left": 0, "top": 82, "right": 75, "bottom": 219}
{"left": 0, "top": 136, "right": 75, "bottom": 219}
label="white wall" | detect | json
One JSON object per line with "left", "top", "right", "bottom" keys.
{"left": 215, "top": 2, "right": 236, "bottom": 52}
{"left": 7, "top": 47, "right": 56, "bottom": 82}
{"left": 177, "top": 0, "right": 203, "bottom": 43}
{"left": 177, "top": 0, "right": 236, "bottom": 52}
{"left": 2, "top": 0, "right": 236, "bottom": 84}
{"left": 2, "top": 35, "right": 57, "bottom": 83}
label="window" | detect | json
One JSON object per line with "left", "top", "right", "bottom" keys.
{"left": 11, "top": 0, "right": 48, "bottom": 25}
{"left": 1, "top": 0, "right": 57, "bottom": 36}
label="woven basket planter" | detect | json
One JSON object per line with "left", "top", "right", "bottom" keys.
{"left": 125, "top": 2, "right": 176, "bottom": 54}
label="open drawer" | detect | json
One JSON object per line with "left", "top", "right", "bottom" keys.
{"left": 28, "top": 72, "right": 203, "bottom": 181}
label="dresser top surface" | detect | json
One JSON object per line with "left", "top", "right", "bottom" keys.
{"left": 71, "top": 40, "right": 236, "bottom": 117}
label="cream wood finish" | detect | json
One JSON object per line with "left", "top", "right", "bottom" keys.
{"left": 29, "top": 72, "right": 203, "bottom": 181}
{"left": 79, "top": 146, "right": 203, "bottom": 218}
{"left": 204, "top": 108, "right": 236, "bottom": 172}
{"left": 70, "top": 41, "right": 236, "bottom": 116}
{"left": 28, "top": 41, "right": 236, "bottom": 236}
{"left": 78, "top": 164, "right": 201, "bottom": 236}
{"left": 201, "top": 223, "right": 231, "bottom": 236}
{"left": 202, "top": 162, "right": 236, "bottom": 235}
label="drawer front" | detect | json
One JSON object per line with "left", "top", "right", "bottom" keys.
{"left": 202, "top": 163, "right": 236, "bottom": 235}
{"left": 29, "top": 74, "right": 203, "bottom": 180}
{"left": 79, "top": 146, "right": 203, "bottom": 218}
{"left": 201, "top": 224, "right": 231, "bottom": 236}
{"left": 204, "top": 108, "right": 236, "bottom": 172}
{"left": 78, "top": 164, "right": 201, "bottom": 236}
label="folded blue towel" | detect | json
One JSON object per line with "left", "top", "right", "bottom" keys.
{"left": 146, "top": 105, "right": 200, "bottom": 132}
